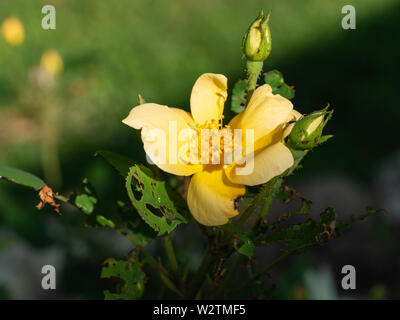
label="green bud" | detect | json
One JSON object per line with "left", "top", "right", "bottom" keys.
{"left": 243, "top": 10, "right": 272, "bottom": 62}
{"left": 287, "top": 106, "right": 333, "bottom": 150}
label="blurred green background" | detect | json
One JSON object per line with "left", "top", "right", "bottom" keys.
{"left": 0, "top": 0, "right": 399, "bottom": 299}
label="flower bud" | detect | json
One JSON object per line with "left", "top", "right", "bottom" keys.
{"left": 287, "top": 106, "right": 333, "bottom": 150}
{"left": 1, "top": 16, "right": 25, "bottom": 46}
{"left": 243, "top": 10, "right": 272, "bottom": 62}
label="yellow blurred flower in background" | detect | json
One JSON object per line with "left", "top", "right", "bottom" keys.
{"left": 1, "top": 16, "right": 25, "bottom": 46}
{"left": 40, "top": 50, "right": 64, "bottom": 75}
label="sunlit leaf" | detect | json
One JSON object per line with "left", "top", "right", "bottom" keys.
{"left": 75, "top": 194, "right": 97, "bottom": 215}
{"left": 74, "top": 178, "right": 98, "bottom": 215}
{"left": 125, "top": 165, "right": 188, "bottom": 236}
{"left": 96, "top": 215, "right": 115, "bottom": 228}
{"left": 0, "top": 165, "right": 45, "bottom": 190}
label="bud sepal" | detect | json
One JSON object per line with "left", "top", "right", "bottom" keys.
{"left": 287, "top": 106, "right": 333, "bottom": 150}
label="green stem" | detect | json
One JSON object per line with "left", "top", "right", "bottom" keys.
{"left": 234, "top": 252, "right": 290, "bottom": 295}
{"left": 258, "top": 177, "right": 282, "bottom": 218}
{"left": 246, "top": 60, "right": 263, "bottom": 103}
{"left": 235, "top": 183, "right": 268, "bottom": 228}
{"left": 188, "top": 245, "right": 215, "bottom": 299}
{"left": 216, "top": 178, "right": 281, "bottom": 298}
{"left": 214, "top": 254, "right": 246, "bottom": 298}
{"left": 286, "top": 150, "right": 309, "bottom": 176}
{"left": 163, "top": 234, "right": 179, "bottom": 277}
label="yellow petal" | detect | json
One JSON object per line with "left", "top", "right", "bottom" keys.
{"left": 283, "top": 109, "right": 302, "bottom": 138}
{"left": 122, "top": 103, "right": 202, "bottom": 176}
{"left": 187, "top": 167, "right": 245, "bottom": 226}
{"left": 229, "top": 84, "right": 293, "bottom": 149}
{"left": 190, "top": 73, "right": 228, "bottom": 125}
{"left": 306, "top": 115, "right": 323, "bottom": 135}
{"left": 226, "top": 142, "right": 294, "bottom": 186}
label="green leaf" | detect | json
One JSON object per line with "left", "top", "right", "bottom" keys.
{"left": 75, "top": 194, "right": 97, "bottom": 215}
{"left": 0, "top": 165, "right": 46, "bottom": 190}
{"left": 264, "top": 70, "right": 295, "bottom": 100}
{"left": 318, "top": 134, "right": 334, "bottom": 145}
{"left": 74, "top": 178, "right": 98, "bottom": 215}
{"left": 238, "top": 238, "right": 255, "bottom": 258}
{"left": 101, "top": 256, "right": 145, "bottom": 300}
{"left": 335, "top": 206, "right": 383, "bottom": 235}
{"left": 221, "top": 224, "right": 255, "bottom": 258}
{"left": 261, "top": 207, "right": 337, "bottom": 254}
{"left": 230, "top": 79, "right": 248, "bottom": 113}
{"left": 116, "top": 200, "right": 156, "bottom": 246}
{"left": 275, "top": 83, "right": 294, "bottom": 100}
{"left": 96, "top": 215, "right": 116, "bottom": 228}
{"left": 264, "top": 70, "right": 284, "bottom": 88}
{"left": 137, "top": 94, "right": 146, "bottom": 105}
{"left": 298, "top": 198, "right": 312, "bottom": 215}
{"left": 96, "top": 150, "right": 136, "bottom": 177}
{"left": 125, "top": 165, "right": 188, "bottom": 236}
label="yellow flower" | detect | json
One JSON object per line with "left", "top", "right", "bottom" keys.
{"left": 123, "top": 73, "right": 300, "bottom": 226}
{"left": 1, "top": 16, "right": 25, "bottom": 46}
{"left": 40, "top": 50, "right": 63, "bottom": 75}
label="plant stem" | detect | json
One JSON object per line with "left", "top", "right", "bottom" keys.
{"left": 286, "top": 150, "right": 309, "bottom": 176}
{"left": 188, "top": 245, "right": 215, "bottom": 299}
{"left": 234, "top": 252, "right": 290, "bottom": 295}
{"left": 258, "top": 177, "right": 282, "bottom": 218}
{"left": 246, "top": 60, "right": 263, "bottom": 104}
{"left": 163, "top": 234, "right": 179, "bottom": 277}
{"left": 235, "top": 181, "right": 270, "bottom": 228}
{"left": 214, "top": 253, "right": 245, "bottom": 298}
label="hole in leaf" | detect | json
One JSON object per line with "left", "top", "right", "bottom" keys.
{"left": 145, "top": 204, "right": 163, "bottom": 218}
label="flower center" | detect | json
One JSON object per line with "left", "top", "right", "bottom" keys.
{"left": 184, "top": 116, "right": 244, "bottom": 166}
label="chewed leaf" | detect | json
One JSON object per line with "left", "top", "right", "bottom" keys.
{"left": 125, "top": 165, "right": 188, "bottom": 236}
{"left": 96, "top": 150, "right": 136, "bottom": 177}
{"left": 231, "top": 79, "right": 248, "bottom": 113}
{"left": 335, "top": 206, "right": 384, "bottom": 235}
{"left": 0, "top": 165, "right": 46, "bottom": 190}
{"left": 264, "top": 70, "right": 295, "bottom": 100}
{"left": 260, "top": 207, "right": 337, "bottom": 254}
{"left": 101, "top": 256, "right": 145, "bottom": 300}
